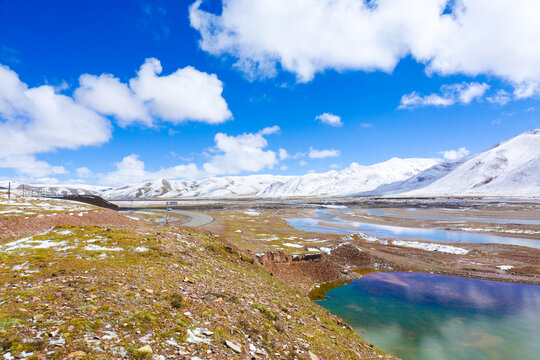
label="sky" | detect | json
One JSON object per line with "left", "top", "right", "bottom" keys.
{"left": 0, "top": 0, "right": 539, "bottom": 186}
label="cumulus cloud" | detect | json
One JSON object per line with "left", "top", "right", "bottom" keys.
{"left": 308, "top": 147, "right": 341, "bottom": 159}
{"left": 315, "top": 113, "right": 342, "bottom": 127}
{"left": 75, "top": 167, "right": 92, "bottom": 178}
{"left": 100, "top": 154, "right": 201, "bottom": 186}
{"left": 203, "top": 126, "right": 279, "bottom": 175}
{"left": 0, "top": 64, "right": 111, "bottom": 176}
{"left": 75, "top": 74, "right": 152, "bottom": 127}
{"left": 399, "top": 82, "right": 489, "bottom": 109}
{"left": 278, "top": 148, "right": 289, "bottom": 160}
{"left": 438, "top": 147, "right": 470, "bottom": 161}
{"left": 0, "top": 155, "right": 67, "bottom": 178}
{"left": 190, "top": 0, "right": 540, "bottom": 95}
{"left": 101, "top": 127, "right": 283, "bottom": 185}
{"left": 76, "top": 58, "right": 232, "bottom": 126}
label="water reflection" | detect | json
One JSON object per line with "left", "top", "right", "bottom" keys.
{"left": 367, "top": 208, "right": 540, "bottom": 225}
{"left": 318, "top": 273, "right": 540, "bottom": 360}
{"left": 287, "top": 210, "right": 540, "bottom": 249}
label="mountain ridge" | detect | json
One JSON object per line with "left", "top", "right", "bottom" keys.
{"left": 2, "top": 129, "right": 539, "bottom": 199}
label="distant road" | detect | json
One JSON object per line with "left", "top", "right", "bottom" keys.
{"left": 170, "top": 210, "right": 214, "bottom": 227}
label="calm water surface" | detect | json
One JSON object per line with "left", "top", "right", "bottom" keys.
{"left": 317, "top": 272, "right": 540, "bottom": 360}
{"left": 287, "top": 210, "right": 540, "bottom": 249}
{"left": 367, "top": 208, "right": 540, "bottom": 225}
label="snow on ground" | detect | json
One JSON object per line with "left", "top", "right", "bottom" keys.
{"left": 455, "top": 226, "right": 540, "bottom": 235}
{"left": 347, "top": 232, "right": 468, "bottom": 254}
{"left": 497, "top": 265, "right": 514, "bottom": 271}
{"left": 0, "top": 194, "right": 94, "bottom": 217}
{"left": 84, "top": 244, "right": 123, "bottom": 252}
{"left": 282, "top": 243, "right": 304, "bottom": 248}
{"left": 0, "top": 228, "right": 140, "bottom": 257}
{"left": 244, "top": 211, "right": 261, "bottom": 216}
{"left": 391, "top": 240, "right": 469, "bottom": 254}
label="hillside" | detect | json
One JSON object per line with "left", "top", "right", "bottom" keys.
{"left": 403, "top": 129, "right": 540, "bottom": 197}
{"left": 0, "top": 193, "right": 395, "bottom": 360}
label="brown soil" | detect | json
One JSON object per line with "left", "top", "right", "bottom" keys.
{"left": 0, "top": 209, "right": 142, "bottom": 241}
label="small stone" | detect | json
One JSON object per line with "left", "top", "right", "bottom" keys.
{"left": 309, "top": 350, "right": 320, "bottom": 360}
{"left": 151, "top": 355, "right": 165, "bottom": 360}
{"left": 225, "top": 340, "right": 242, "bottom": 353}
{"left": 144, "top": 289, "right": 154, "bottom": 294}
{"left": 136, "top": 345, "right": 153, "bottom": 355}
{"left": 67, "top": 325, "right": 75, "bottom": 332}
{"left": 201, "top": 330, "right": 214, "bottom": 336}
{"left": 33, "top": 314, "right": 44, "bottom": 321}
{"left": 66, "top": 351, "right": 86, "bottom": 358}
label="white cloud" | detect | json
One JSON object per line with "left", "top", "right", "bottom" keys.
{"left": 75, "top": 74, "right": 152, "bottom": 127}
{"left": 315, "top": 113, "right": 342, "bottom": 127}
{"left": 190, "top": 0, "right": 540, "bottom": 96}
{"left": 0, "top": 64, "right": 111, "bottom": 176}
{"left": 76, "top": 167, "right": 92, "bottom": 178}
{"left": 0, "top": 155, "right": 67, "bottom": 177}
{"left": 259, "top": 125, "right": 280, "bottom": 135}
{"left": 299, "top": 160, "right": 308, "bottom": 166}
{"left": 203, "top": 127, "right": 279, "bottom": 175}
{"left": 360, "top": 122, "right": 373, "bottom": 128}
{"left": 278, "top": 148, "right": 289, "bottom": 160}
{"left": 280, "top": 165, "right": 288, "bottom": 171}
{"left": 100, "top": 154, "right": 201, "bottom": 186}
{"left": 308, "top": 147, "right": 341, "bottom": 159}
{"left": 76, "top": 58, "right": 232, "bottom": 126}
{"left": 399, "top": 82, "right": 489, "bottom": 109}
{"left": 486, "top": 90, "right": 512, "bottom": 105}
{"left": 101, "top": 127, "right": 282, "bottom": 185}
{"left": 329, "top": 163, "right": 340, "bottom": 169}
{"left": 438, "top": 147, "right": 470, "bottom": 161}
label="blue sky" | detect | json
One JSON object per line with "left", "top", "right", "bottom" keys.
{"left": 1, "top": 0, "right": 539, "bottom": 185}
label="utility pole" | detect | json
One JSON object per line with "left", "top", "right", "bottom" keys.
{"left": 22, "top": 185, "right": 25, "bottom": 197}
{"left": 7, "top": 182, "right": 10, "bottom": 200}
{"left": 166, "top": 202, "right": 170, "bottom": 225}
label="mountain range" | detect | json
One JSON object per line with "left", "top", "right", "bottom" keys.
{"left": 2, "top": 130, "right": 539, "bottom": 199}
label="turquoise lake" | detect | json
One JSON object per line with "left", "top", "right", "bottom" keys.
{"left": 316, "top": 272, "right": 540, "bottom": 360}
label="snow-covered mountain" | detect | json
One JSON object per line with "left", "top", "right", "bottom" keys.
{"left": 101, "top": 175, "right": 291, "bottom": 199}
{"left": 261, "top": 158, "right": 438, "bottom": 197}
{"left": 0, "top": 181, "right": 110, "bottom": 196}
{"left": 360, "top": 158, "right": 468, "bottom": 196}
{"left": 402, "top": 129, "right": 540, "bottom": 197}
{"left": 3, "top": 130, "right": 539, "bottom": 199}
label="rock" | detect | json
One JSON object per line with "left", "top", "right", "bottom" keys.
{"left": 67, "top": 325, "right": 75, "bottom": 332}
{"left": 225, "top": 340, "right": 242, "bottom": 353}
{"left": 136, "top": 345, "right": 153, "bottom": 355}
{"left": 309, "top": 351, "right": 320, "bottom": 360}
{"left": 151, "top": 355, "right": 165, "bottom": 360}
{"left": 33, "top": 314, "right": 44, "bottom": 321}
{"left": 144, "top": 288, "right": 154, "bottom": 294}
{"left": 66, "top": 351, "right": 86, "bottom": 358}
{"left": 201, "top": 330, "right": 214, "bottom": 336}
